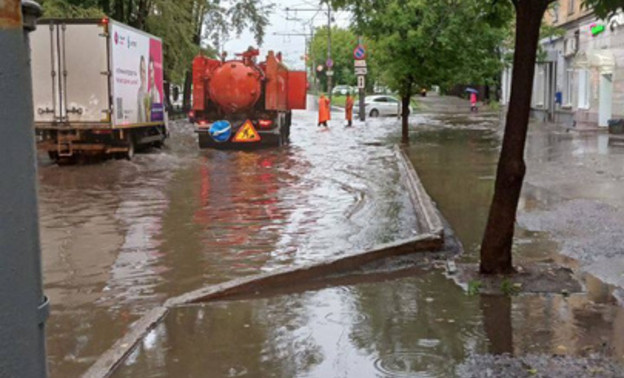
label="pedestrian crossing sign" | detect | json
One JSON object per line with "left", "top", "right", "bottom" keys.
{"left": 233, "top": 120, "right": 261, "bottom": 142}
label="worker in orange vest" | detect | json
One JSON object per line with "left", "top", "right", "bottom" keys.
{"left": 345, "top": 92, "right": 354, "bottom": 127}
{"left": 318, "top": 94, "right": 331, "bottom": 128}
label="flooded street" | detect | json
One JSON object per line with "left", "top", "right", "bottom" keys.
{"left": 40, "top": 96, "right": 624, "bottom": 377}
{"left": 39, "top": 106, "right": 420, "bottom": 377}
{"left": 114, "top": 272, "right": 624, "bottom": 377}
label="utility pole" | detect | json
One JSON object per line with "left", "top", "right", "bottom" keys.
{"left": 273, "top": 31, "right": 314, "bottom": 91}
{"left": 0, "top": 1, "right": 48, "bottom": 377}
{"left": 283, "top": 5, "right": 331, "bottom": 97}
{"left": 326, "top": 2, "right": 333, "bottom": 101}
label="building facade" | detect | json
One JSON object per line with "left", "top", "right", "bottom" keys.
{"left": 501, "top": 1, "right": 623, "bottom": 128}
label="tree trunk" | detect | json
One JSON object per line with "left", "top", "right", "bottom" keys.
{"left": 401, "top": 93, "right": 411, "bottom": 144}
{"left": 182, "top": 69, "right": 192, "bottom": 112}
{"left": 113, "top": 0, "right": 124, "bottom": 22}
{"left": 100, "top": 0, "right": 110, "bottom": 16}
{"left": 163, "top": 80, "right": 172, "bottom": 111}
{"left": 479, "top": 0, "right": 550, "bottom": 274}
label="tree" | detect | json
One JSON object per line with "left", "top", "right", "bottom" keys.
{"left": 333, "top": 0, "right": 511, "bottom": 143}
{"left": 479, "top": 0, "right": 623, "bottom": 274}
{"left": 39, "top": 0, "right": 273, "bottom": 110}
{"left": 308, "top": 26, "right": 358, "bottom": 92}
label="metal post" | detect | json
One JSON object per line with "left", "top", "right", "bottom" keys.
{"left": 358, "top": 36, "right": 366, "bottom": 122}
{"left": 326, "top": 2, "right": 332, "bottom": 101}
{"left": 0, "top": 1, "right": 48, "bottom": 377}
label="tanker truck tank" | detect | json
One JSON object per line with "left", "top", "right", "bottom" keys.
{"left": 208, "top": 61, "right": 262, "bottom": 113}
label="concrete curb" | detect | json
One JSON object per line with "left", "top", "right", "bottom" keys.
{"left": 82, "top": 307, "right": 169, "bottom": 378}
{"left": 394, "top": 145, "right": 444, "bottom": 237}
{"left": 82, "top": 144, "right": 445, "bottom": 378}
{"left": 166, "top": 234, "right": 441, "bottom": 306}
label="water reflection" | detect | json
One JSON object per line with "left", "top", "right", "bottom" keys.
{"left": 40, "top": 109, "right": 421, "bottom": 376}
{"left": 114, "top": 272, "right": 624, "bottom": 377}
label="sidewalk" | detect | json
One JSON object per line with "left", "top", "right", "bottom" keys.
{"left": 520, "top": 120, "right": 624, "bottom": 294}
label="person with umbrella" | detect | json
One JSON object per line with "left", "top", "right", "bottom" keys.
{"left": 466, "top": 88, "right": 479, "bottom": 113}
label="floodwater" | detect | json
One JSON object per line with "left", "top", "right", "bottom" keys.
{"left": 39, "top": 105, "right": 420, "bottom": 377}
{"left": 41, "top": 95, "right": 624, "bottom": 377}
{"left": 113, "top": 272, "right": 624, "bottom": 377}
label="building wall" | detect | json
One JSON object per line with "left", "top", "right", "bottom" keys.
{"left": 544, "top": 0, "right": 592, "bottom": 26}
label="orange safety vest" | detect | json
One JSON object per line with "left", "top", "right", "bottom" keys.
{"left": 345, "top": 96, "right": 354, "bottom": 121}
{"left": 318, "top": 96, "right": 331, "bottom": 123}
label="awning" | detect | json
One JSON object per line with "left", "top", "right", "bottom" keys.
{"left": 573, "top": 49, "right": 616, "bottom": 74}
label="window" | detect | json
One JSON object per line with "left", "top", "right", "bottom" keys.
{"left": 564, "top": 58, "right": 574, "bottom": 107}
{"left": 568, "top": 0, "right": 575, "bottom": 15}
{"left": 533, "top": 64, "right": 547, "bottom": 107}
{"left": 552, "top": 2, "right": 560, "bottom": 23}
{"left": 578, "top": 69, "right": 590, "bottom": 109}
{"left": 374, "top": 98, "right": 387, "bottom": 102}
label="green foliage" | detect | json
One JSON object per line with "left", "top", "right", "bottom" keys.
{"left": 40, "top": 0, "right": 104, "bottom": 17}
{"left": 467, "top": 280, "right": 482, "bottom": 296}
{"left": 500, "top": 279, "right": 520, "bottom": 296}
{"left": 39, "top": 0, "right": 273, "bottom": 86}
{"left": 309, "top": 27, "right": 361, "bottom": 89}
{"left": 332, "top": 0, "right": 513, "bottom": 98}
{"left": 582, "top": 0, "right": 624, "bottom": 18}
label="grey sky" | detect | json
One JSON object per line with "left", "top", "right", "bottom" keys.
{"left": 224, "top": 0, "right": 351, "bottom": 70}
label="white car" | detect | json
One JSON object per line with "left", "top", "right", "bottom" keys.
{"left": 332, "top": 85, "right": 355, "bottom": 96}
{"left": 355, "top": 95, "right": 411, "bottom": 117}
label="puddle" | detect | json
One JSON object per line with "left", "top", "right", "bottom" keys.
{"left": 113, "top": 272, "right": 624, "bottom": 377}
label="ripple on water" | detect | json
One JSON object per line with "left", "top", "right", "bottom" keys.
{"left": 372, "top": 351, "right": 452, "bottom": 378}
{"left": 324, "top": 311, "right": 368, "bottom": 325}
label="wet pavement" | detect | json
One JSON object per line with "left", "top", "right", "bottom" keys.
{"left": 39, "top": 105, "right": 420, "bottom": 376}
{"left": 40, "top": 95, "right": 624, "bottom": 376}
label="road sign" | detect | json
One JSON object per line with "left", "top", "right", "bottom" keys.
{"left": 353, "top": 44, "right": 366, "bottom": 60}
{"left": 233, "top": 120, "right": 261, "bottom": 143}
{"left": 326, "top": 58, "right": 334, "bottom": 68}
{"left": 357, "top": 75, "right": 365, "bottom": 89}
{"left": 355, "top": 67, "right": 367, "bottom": 75}
{"left": 354, "top": 60, "right": 367, "bottom": 68}
{"left": 326, "top": 70, "right": 334, "bottom": 76}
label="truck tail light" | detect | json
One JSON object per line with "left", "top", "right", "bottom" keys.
{"left": 198, "top": 120, "right": 209, "bottom": 128}
{"left": 189, "top": 110, "right": 195, "bottom": 118}
{"left": 258, "top": 119, "right": 273, "bottom": 129}
{"left": 92, "top": 129, "right": 112, "bottom": 135}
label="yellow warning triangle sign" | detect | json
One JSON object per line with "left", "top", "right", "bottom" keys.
{"left": 233, "top": 120, "right": 261, "bottom": 143}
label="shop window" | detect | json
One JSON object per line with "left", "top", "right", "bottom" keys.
{"left": 578, "top": 69, "right": 590, "bottom": 109}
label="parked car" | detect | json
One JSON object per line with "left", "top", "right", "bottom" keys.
{"left": 354, "top": 95, "right": 412, "bottom": 117}
{"left": 332, "top": 85, "right": 355, "bottom": 96}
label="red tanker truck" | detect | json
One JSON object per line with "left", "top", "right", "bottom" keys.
{"left": 190, "top": 48, "right": 307, "bottom": 148}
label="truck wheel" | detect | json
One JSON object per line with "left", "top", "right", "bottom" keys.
{"left": 48, "top": 151, "right": 59, "bottom": 162}
{"left": 125, "top": 136, "right": 135, "bottom": 160}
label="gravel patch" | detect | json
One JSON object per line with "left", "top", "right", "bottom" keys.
{"left": 456, "top": 354, "right": 624, "bottom": 378}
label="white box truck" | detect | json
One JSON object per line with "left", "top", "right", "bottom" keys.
{"left": 31, "top": 18, "right": 167, "bottom": 161}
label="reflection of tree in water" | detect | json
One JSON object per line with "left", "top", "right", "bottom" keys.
{"left": 346, "top": 274, "right": 487, "bottom": 375}
{"left": 480, "top": 295, "right": 513, "bottom": 355}
{"left": 406, "top": 127, "right": 500, "bottom": 258}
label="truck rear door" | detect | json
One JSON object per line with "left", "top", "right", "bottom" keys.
{"left": 31, "top": 21, "right": 110, "bottom": 125}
